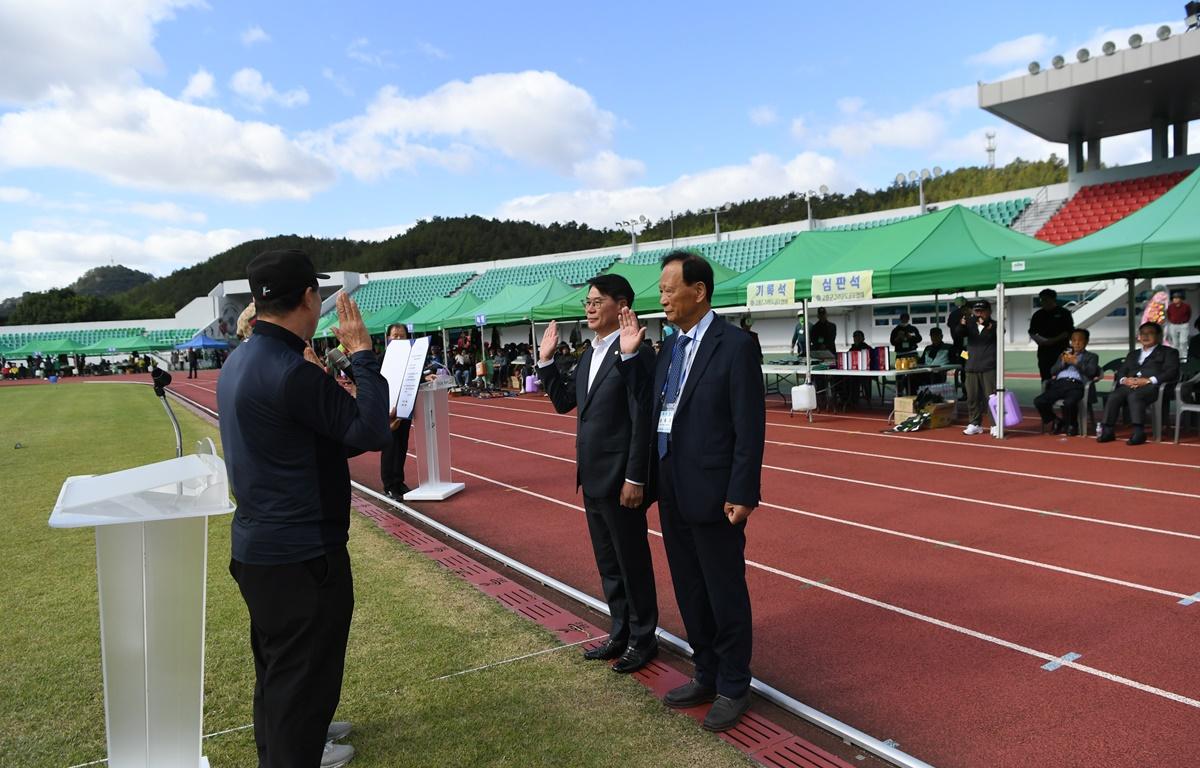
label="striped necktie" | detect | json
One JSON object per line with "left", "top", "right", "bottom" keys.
{"left": 657, "top": 335, "right": 692, "bottom": 458}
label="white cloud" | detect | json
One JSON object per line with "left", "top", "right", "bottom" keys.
{"left": 241, "top": 25, "right": 270, "bottom": 46}
{"left": 497, "top": 151, "right": 853, "bottom": 228}
{"left": 180, "top": 68, "right": 215, "bottom": 102}
{"left": 967, "top": 33, "right": 1056, "bottom": 67}
{"left": 230, "top": 68, "right": 309, "bottom": 110}
{"left": 126, "top": 201, "right": 207, "bottom": 224}
{"left": 790, "top": 117, "right": 807, "bottom": 141}
{"left": 417, "top": 41, "right": 449, "bottom": 60}
{"left": 749, "top": 106, "right": 778, "bottom": 126}
{"left": 0, "top": 0, "right": 199, "bottom": 104}
{"left": 345, "top": 222, "right": 414, "bottom": 242}
{"left": 0, "top": 226, "right": 262, "bottom": 298}
{"left": 572, "top": 151, "right": 645, "bottom": 189}
{"left": 0, "top": 86, "right": 334, "bottom": 201}
{"left": 303, "top": 71, "right": 617, "bottom": 180}
{"left": 837, "top": 97, "right": 865, "bottom": 115}
{"left": 347, "top": 37, "right": 391, "bottom": 69}
{"left": 322, "top": 67, "right": 354, "bottom": 97}
{"left": 824, "top": 108, "right": 945, "bottom": 156}
{"left": 929, "top": 85, "right": 977, "bottom": 114}
{"left": 0, "top": 186, "right": 36, "bottom": 203}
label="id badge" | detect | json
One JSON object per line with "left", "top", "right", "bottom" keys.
{"left": 657, "top": 405, "right": 676, "bottom": 433}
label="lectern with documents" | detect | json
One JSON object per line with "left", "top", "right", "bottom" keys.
{"left": 49, "top": 441, "right": 235, "bottom": 768}
{"left": 404, "top": 375, "right": 466, "bottom": 501}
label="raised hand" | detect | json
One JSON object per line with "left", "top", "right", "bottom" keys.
{"left": 617, "top": 306, "right": 645, "bottom": 356}
{"left": 538, "top": 320, "right": 559, "bottom": 363}
{"left": 331, "top": 293, "right": 372, "bottom": 355}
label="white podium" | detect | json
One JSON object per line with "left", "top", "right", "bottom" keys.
{"left": 404, "top": 376, "right": 465, "bottom": 501}
{"left": 49, "top": 440, "right": 235, "bottom": 768}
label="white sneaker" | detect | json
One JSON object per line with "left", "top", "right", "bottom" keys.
{"left": 962, "top": 424, "right": 984, "bottom": 435}
{"left": 327, "top": 721, "right": 352, "bottom": 743}
{"left": 989, "top": 426, "right": 1000, "bottom": 437}
{"left": 322, "top": 742, "right": 355, "bottom": 768}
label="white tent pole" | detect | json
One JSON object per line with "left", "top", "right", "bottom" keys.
{"left": 994, "top": 280, "right": 1006, "bottom": 440}
{"left": 802, "top": 299, "right": 811, "bottom": 384}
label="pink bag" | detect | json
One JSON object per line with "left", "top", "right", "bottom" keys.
{"left": 988, "top": 390, "right": 1021, "bottom": 427}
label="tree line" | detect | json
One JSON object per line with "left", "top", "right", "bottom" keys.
{"left": 2, "top": 157, "right": 1066, "bottom": 325}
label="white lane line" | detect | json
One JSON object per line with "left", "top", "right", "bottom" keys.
{"left": 766, "top": 438, "right": 1200, "bottom": 500}
{"left": 449, "top": 432, "right": 1194, "bottom": 600}
{"left": 444, "top": 450, "right": 1200, "bottom": 712}
{"left": 453, "top": 393, "right": 1200, "bottom": 468}
{"left": 449, "top": 417, "right": 1200, "bottom": 541}
{"left": 765, "top": 420, "right": 1200, "bottom": 470}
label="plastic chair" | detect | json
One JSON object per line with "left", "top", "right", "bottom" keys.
{"left": 1173, "top": 373, "right": 1200, "bottom": 443}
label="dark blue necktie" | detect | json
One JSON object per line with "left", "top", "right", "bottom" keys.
{"left": 657, "top": 335, "right": 692, "bottom": 458}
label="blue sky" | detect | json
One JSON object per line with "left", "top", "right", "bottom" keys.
{"left": 0, "top": 1, "right": 1189, "bottom": 300}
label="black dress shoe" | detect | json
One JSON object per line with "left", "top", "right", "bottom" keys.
{"left": 664, "top": 679, "right": 717, "bottom": 708}
{"left": 1126, "top": 429, "right": 1147, "bottom": 446}
{"left": 1066, "top": 423, "right": 1079, "bottom": 437}
{"left": 611, "top": 641, "right": 657, "bottom": 674}
{"left": 702, "top": 692, "right": 752, "bottom": 732}
{"left": 1096, "top": 426, "right": 1116, "bottom": 443}
{"left": 582, "top": 639, "right": 626, "bottom": 661}
{"left": 1051, "top": 418, "right": 1065, "bottom": 435}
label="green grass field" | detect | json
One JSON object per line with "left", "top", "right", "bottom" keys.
{"left": 0, "top": 383, "right": 751, "bottom": 767}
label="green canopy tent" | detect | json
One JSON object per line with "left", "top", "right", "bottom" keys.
{"left": 713, "top": 205, "right": 1050, "bottom": 306}
{"left": 532, "top": 260, "right": 738, "bottom": 321}
{"left": 312, "top": 312, "right": 340, "bottom": 340}
{"left": 364, "top": 302, "right": 417, "bottom": 335}
{"left": 1001, "top": 166, "right": 1200, "bottom": 286}
{"left": 7, "top": 338, "right": 85, "bottom": 356}
{"left": 443, "top": 278, "right": 574, "bottom": 328}
{"left": 78, "top": 335, "right": 154, "bottom": 355}
{"left": 405, "top": 292, "right": 482, "bottom": 334}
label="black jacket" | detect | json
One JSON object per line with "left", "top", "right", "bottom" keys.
{"left": 962, "top": 319, "right": 997, "bottom": 373}
{"left": 538, "top": 339, "right": 656, "bottom": 502}
{"left": 1116, "top": 345, "right": 1180, "bottom": 387}
{"left": 641, "top": 315, "right": 765, "bottom": 524}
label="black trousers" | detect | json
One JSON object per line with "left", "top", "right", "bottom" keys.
{"left": 1034, "top": 378, "right": 1085, "bottom": 423}
{"left": 230, "top": 546, "right": 354, "bottom": 768}
{"left": 1103, "top": 384, "right": 1161, "bottom": 427}
{"left": 657, "top": 455, "right": 752, "bottom": 698}
{"left": 582, "top": 492, "right": 658, "bottom": 650}
{"left": 380, "top": 418, "right": 412, "bottom": 493}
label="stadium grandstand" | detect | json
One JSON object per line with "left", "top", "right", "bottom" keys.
{"left": 624, "top": 232, "right": 796, "bottom": 272}
{"left": 457, "top": 253, "right": 619, "bottom": 301}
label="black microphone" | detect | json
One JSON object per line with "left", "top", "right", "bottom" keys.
{"left": 325, "top": 347, "right": 356, "bottom": 382}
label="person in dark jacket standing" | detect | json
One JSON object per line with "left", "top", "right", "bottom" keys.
{"left": 380, "top": 323, "right": 415, "bottom": 499}
{"left": 537, "top": 273, "right": 659, "bottom": 674}
{"left": 1028, "top": 288, "right": 1074, "bottom": 383}
{"left": 218, "top": 250, "right": 390, "bottom": 768}
{"left": 960, "top": 299, "right": 997, "bottom": 435}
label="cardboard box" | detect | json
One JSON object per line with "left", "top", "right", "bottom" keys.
{"left": 894, "top": 396, "right": 918, "bottom": 418}
{"left": 924, "top": 401, "right": 956, "bottom": 429}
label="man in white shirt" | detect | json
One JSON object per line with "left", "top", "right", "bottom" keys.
{"left": 536, "top": 274, "right": 660, "bottom": 673}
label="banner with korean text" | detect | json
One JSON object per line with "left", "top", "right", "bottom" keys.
{"left": 746, "top": 278, "right": 795, "bottom": 308}
{"left": 811, "top": 270, "right": 873, "bottom": 303}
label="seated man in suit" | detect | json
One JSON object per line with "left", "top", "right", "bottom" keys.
{"left": 1033, "top": 328, "right": 1099, "bottom": 436}
{"left": 1098, "top": 322, "right": 1180, "bottom": 445}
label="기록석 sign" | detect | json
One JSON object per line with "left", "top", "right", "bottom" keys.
{"left": 746, "top": 278, "right": 795, "bottom": 308}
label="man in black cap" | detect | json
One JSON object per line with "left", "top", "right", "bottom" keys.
{"left": 1028, "top": 288, "right": 1074, "bottom": 383}
{"left": 960, "top": 299, "right": 998, "bottom": 435}
{"left": 218, "top": 249, "right": 390, "bottom": 768}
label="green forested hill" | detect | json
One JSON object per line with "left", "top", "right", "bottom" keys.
{"left": 4, "top": 157, "right": 1067, "bottom": 323}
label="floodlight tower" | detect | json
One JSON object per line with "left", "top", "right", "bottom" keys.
{"left": 986, "top": 131, "right": 997, "bottom": 169}
{"left": 701, "top": 203, "right": 732, "bottom": 242}
{"left": 896, "top": 167, "right": 943, "bottom": 214}
{"left": 617, "top": 215, "right": 649, "bottom": 255}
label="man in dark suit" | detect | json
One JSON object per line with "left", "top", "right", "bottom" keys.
{"left": 536, "top": 274, "right": 660, "bottom": 674}
{"left": 634, "top": 250, "right": 765, "bottom": 732}
{"left": 1033, "top": 328, "right": 1099, "bottom": 436}
{"left": 1098, "top": 322, "right": 1181, "bottom": 445}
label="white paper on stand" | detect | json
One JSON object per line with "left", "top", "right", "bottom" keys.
{"left": 381, "top": 339, "right": 414, "bottom": 411}
{"left": 395, "top": 336, "right": 429, "bottom": 419}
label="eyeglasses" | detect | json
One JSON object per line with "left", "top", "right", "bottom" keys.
{"left": 581, "top": 298, "right": 608, "bottom": 309}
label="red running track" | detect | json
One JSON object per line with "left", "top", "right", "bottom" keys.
{"left": 141, "top": 373, "right": 1200, "bottom": 767}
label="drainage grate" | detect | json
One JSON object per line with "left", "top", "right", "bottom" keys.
{"left": 352, "top": 493, "right": 858, "bottom": 768}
